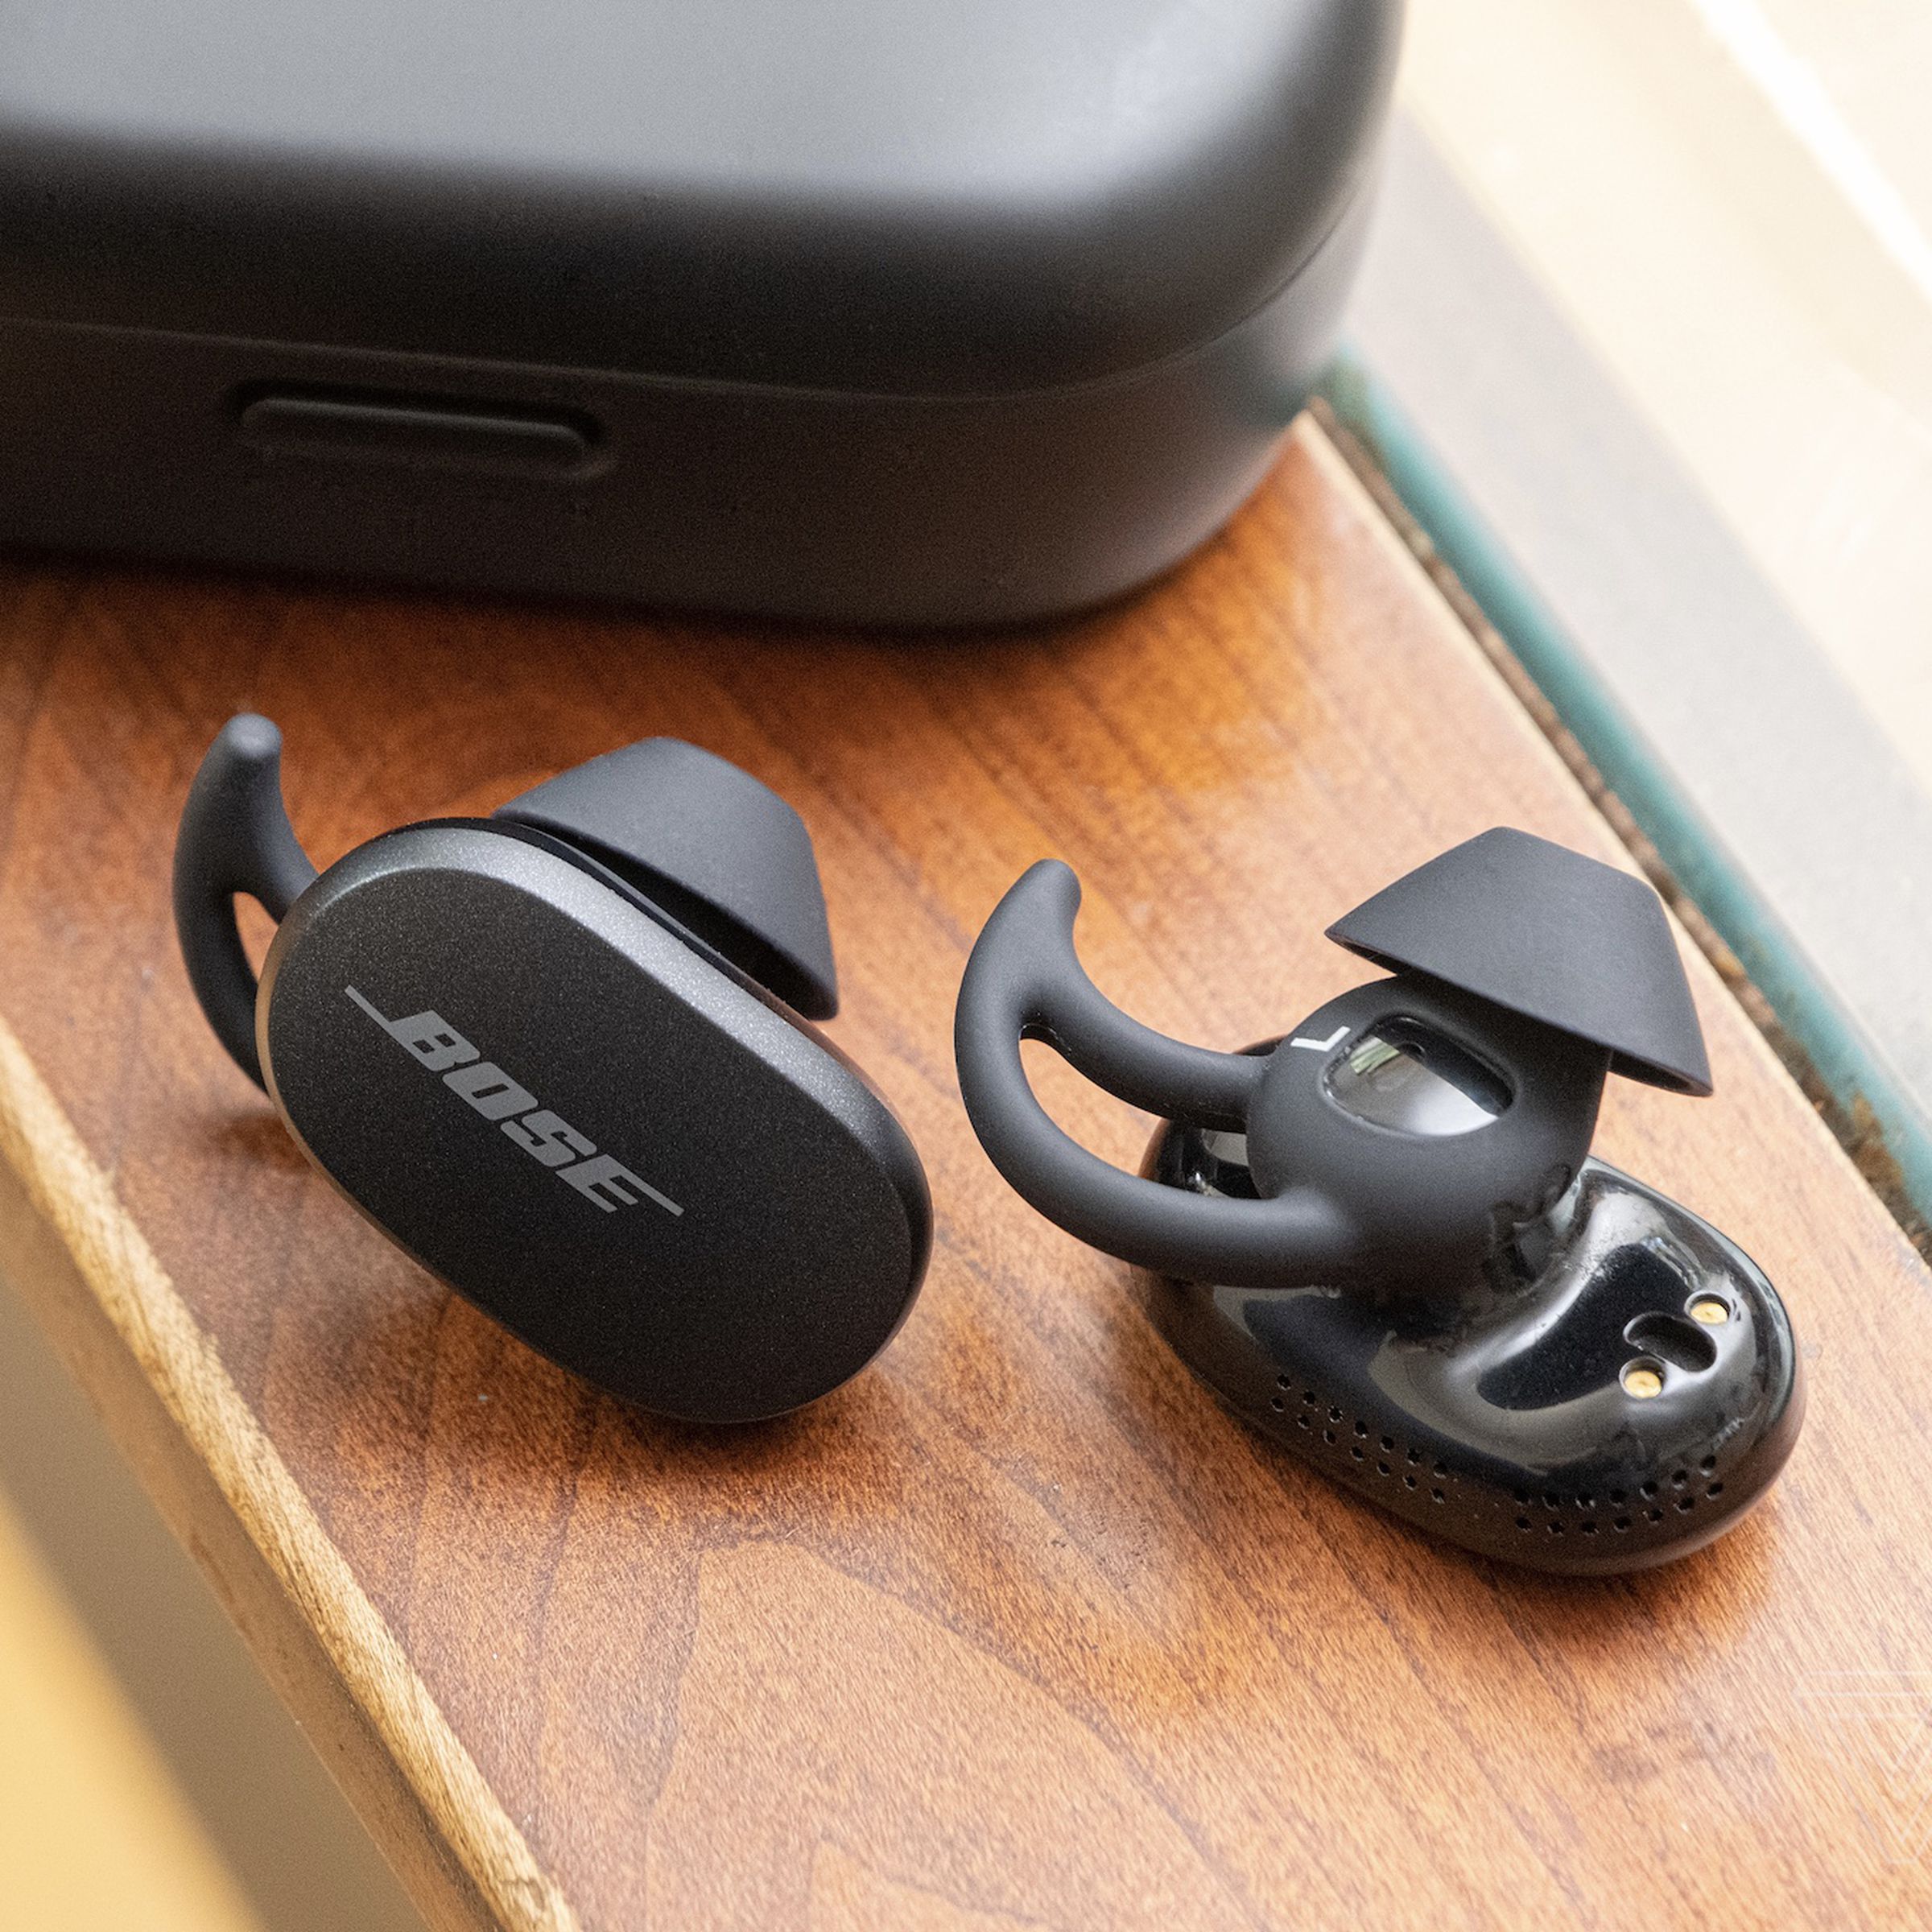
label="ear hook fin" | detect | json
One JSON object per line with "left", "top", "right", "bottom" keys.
{"left": 954, "top": 861, "right": 1356, "bottom": 1287}
{"left": 172, "top": 714, "right": 319, "bottom": 1088}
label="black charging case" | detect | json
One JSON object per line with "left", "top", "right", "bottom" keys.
{"left": 0, "top": 0, "right": 1401, "bottom": 624}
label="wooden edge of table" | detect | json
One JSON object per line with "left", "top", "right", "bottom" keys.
{"left": 0, "top": 419, "right": 1918, "bottom": 1930}
{"left": 0, "top": 1004, "right": 571, "bottom": 1931}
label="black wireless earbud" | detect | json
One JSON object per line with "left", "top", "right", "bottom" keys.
{"left": 955, "top": 829, "right": 1802, "bottom": 1572}
{"left": 176, "top": 716, "right": 931, "bottom": 1422}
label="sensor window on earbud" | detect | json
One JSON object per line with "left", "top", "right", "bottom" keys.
{"left": 1323, "top": 1019, "right": 1511, "bottom": 1138}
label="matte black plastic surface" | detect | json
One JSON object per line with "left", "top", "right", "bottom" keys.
{"left": 261, "top": 828, "right": 928, "bottom": 1421}
{"left": 0, "top": 0, "right": 1401, "bottom": 394}
{"left": 174, "top": 720, "right": 931, "bottom": 1420}
{"left": 0, "top": 0, "right": 1399, "bottom": 620}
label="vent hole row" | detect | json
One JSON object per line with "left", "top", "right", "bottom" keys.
{"left": 1275, "top": 1376, "right": 1726, "bottom": 1534}
{"left": 1509, "top": 1459, "right": 1726, "bottom": 1533}
{"left": 1275, "top": 1376, "right": 1448, "bottom": 1501}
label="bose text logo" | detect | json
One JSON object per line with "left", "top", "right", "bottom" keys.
{"left": 345, "top": 987, "right": 682, "bottom": 1217}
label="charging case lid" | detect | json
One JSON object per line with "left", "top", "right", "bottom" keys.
{"left": 0, "top": 0, "right": 1401, "bottom": 394}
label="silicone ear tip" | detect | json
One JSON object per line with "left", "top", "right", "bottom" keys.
{"left": 494, "top": 738, "right": 840, "bottom": 1020}
{"left": 1326, "top": 828, "right": 1712, "bottom": 1096}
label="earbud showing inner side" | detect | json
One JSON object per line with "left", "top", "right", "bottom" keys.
{"left": 954, "top": 829, "right": 1802, "bottom": 1573}
{"left": 175, "top": 716, "right": 930, "bottom": 1423}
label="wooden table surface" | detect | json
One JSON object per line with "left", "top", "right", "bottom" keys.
{"left": 2, "top": 419, "right": 1929, "bottom": 1931}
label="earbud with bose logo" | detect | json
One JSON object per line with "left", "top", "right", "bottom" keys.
{"left": 175, "top": 715, "right": 930, "bottom": 1422}
{"left": 953, "top": 830, "right": 1802, "bottom": 1572}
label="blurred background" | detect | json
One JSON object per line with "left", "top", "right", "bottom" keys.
{"left": 1335, "top": 0, "right": 1932, "bottom": 1233}
{"left": 3, "top": 2, "right": 1927, "bottom": 1924}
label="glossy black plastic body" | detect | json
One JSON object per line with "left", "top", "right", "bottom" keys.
{"left": 1145, "top": 1123, "right": 1803, "bottom": 1573}
{"left": 259, "top": 822, "right": 931, "bottom": 1423}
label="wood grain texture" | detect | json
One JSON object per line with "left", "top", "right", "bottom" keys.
{"left": 1, "top": 419, "right": 1928, "bottom": 1930}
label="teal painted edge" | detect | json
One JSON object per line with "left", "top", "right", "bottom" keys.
{"left": 1319, "top": 348, "right": 1932, "bottom": 1224}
